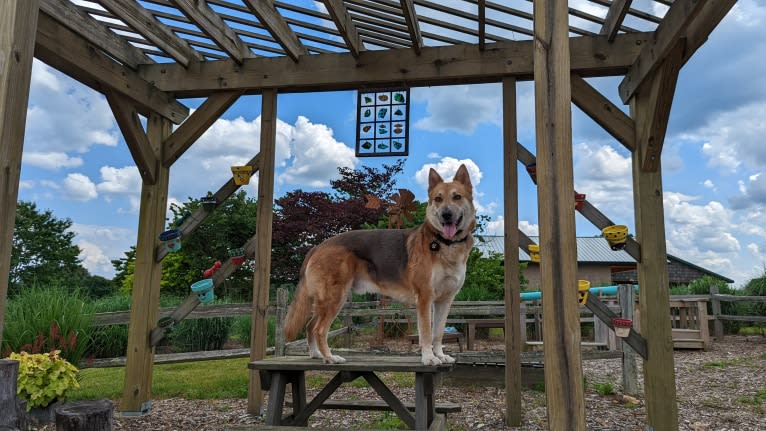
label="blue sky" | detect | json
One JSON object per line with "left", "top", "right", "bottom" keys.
{"left": 17, "top": 0, "right": 766, "bottom": 287}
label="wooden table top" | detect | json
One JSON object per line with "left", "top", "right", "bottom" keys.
{"left": 248, "top": 354, "right": 454, "bottom": 373}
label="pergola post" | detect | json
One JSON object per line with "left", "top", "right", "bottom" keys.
{"left": 0, "top": 0, "right": 39, "bottom": 345}
{"left": 248, "top": 89, "right": 278, "bottom": 414}
{"left": 502, "top": 77, "right": 522, "bottom": 427}
{"left": 120, "top": 113, "right": 171, "bottom": 414}
{"left": 532, "top": 0, "right": 586, "bottom": 429}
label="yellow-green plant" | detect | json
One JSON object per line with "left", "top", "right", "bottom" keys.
{"left": 9, "top": 350, "right": 80, "bottom": 410}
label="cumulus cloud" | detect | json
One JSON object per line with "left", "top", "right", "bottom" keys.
{"left": 71, "top": 224, "right": 135, "bottom": 277}
{"left": 692, "top": 102, "right": 766, "bottom": 172}
{"left": 729, "top": 172, "right": 766, "bottom": 209}
{"left": 412, "top": 84, "right": 501, "bottom": 134}
{"left": 572, "top": 142, "right": 633, "bottom": 224}
{"left": 23, "top": 152, "right": 83, "bottom": 170}
{"left": 63, "top": 173, "right": 98, "bottom": 201}
{"left": 96, "top": 166, "right": 142, "bottom": 195}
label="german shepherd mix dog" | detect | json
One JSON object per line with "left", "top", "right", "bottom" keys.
{"left": 284, "top": 164, "right": 476, "bottom": 365}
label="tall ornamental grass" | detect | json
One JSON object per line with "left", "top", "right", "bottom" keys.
{"left": 2, "top": 285, "right": 93, "bottom": 365}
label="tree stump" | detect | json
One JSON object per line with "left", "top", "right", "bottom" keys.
{"left": 54, "top": 400, "right": 114, "bottom": 431}
{"left": 0, "top": 359, "right": 28, "bottom": 431}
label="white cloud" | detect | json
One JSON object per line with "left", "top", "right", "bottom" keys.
{"left": 63, "top": 173, "right": 98, "bottom": 201}
{"left": 703, "top": 179, "right": 715, "bottom": 190}
{"left": 412, "top": 84, "right": 501, "bottom": 134}
{"left": 23, "top": 152, "right": 83, "bottom": 170}
{"left": 96, "top": 166, "right": 142, "bottom": 195}
{"left": 729, "top": 172, "right": 766, "bottom": 209}
{"left": 519, "top": 220, "right": 539, "bottom": 237}
{"left": 572, "top": 142, "right": 633, "bottom": 224}
{"left": 71, "top": 224, "right": 135, "bottom": 277}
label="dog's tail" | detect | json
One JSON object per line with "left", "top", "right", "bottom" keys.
{"left": 283, "top": 252, "right": 313, "bottom": 341}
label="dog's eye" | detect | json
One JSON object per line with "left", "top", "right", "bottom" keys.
{"left": 453, "top": 194, "right": 462, "bottom": 201}
{"left": 434, "top": 196, "right": 443, "bottom": 203}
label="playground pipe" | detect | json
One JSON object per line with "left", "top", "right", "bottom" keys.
{"left": 519, "top": 284, "right": 638, "bottom": 301}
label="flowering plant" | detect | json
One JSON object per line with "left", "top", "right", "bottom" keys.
{"left": 9, "top": 350, "right": 80, "bottom": 410}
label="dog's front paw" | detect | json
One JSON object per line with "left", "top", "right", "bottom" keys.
{"left": 323, "top": 355, "right": 346, "bottom": 364}
{"left": 421, "top": 354, "right": 442, "bottom": 366}
{"left": 437, "top": 353, "right": 455, "bottom": 364}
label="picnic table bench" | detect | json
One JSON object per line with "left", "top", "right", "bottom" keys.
{"left": 248, "top": 355, "right": 458, "bottom": 430}
{"left": 464, "top": 318, "right": 505, "bottom": 350}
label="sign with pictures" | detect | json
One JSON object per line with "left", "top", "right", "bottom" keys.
{"left": 355, "top": 88, "right": 410, "bottom": 157}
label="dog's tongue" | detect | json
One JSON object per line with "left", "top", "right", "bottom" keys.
{"left": 442, "top": 223, "right": 457, "bottom": 239}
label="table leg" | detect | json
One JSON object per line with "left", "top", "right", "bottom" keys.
{"left": 265, "top": 372, "right": 288, "bottom": 425}
{"left": 415, "top": 372, "right": 435, "bottom": 430}
{"left": 467, "top": 323, "right": 476, "bottom": 350}
{"left": 289, "top": 371, "right": 306, "bottom": 426}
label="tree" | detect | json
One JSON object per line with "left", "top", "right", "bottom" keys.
{"left": 10, "top": 201, "right": 88, "bottom": 295}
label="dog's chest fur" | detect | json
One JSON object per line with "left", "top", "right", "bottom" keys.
{"left": 429, "top": 248, "right": 468, "bottom": 299}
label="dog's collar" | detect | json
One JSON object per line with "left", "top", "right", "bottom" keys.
{"left": 429, "top": 232, "right": 468, "bottom": 252}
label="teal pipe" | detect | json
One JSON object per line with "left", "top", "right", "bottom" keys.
{"left": 519, "top": 284, "right": 638, "bottom": 302}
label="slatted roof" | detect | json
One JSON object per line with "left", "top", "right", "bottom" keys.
{"left": 46, "top": 0, "right": 667, "bottom": 66}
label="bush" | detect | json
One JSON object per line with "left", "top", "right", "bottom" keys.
{"left": 87, "top": 295, "right": 132, "bottom": 359}
{"left": 2, "top": 285, "right": 93, "bottom": 365}
{"left": 10, "top": 350, "right": 80, "bottom": 410}
{"left": 232, "top": 315, "right": 276, "bottom": 348}
{"left": 684, "top": 276, "right": 744, "bottom": 334}
{"left": 169, "top": 316, "right": 234, "bottom": 352}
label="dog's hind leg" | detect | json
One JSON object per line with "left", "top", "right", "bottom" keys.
{"left": 306, "top": 315, "right": 322, "bottom": 359}
{"left": 312, "top": 298, "right": 346, "bottom": 364}
{"left": 431, "top": 299, "right": 456, "bottom": 364}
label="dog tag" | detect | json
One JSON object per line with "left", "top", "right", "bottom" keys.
{"left": 430, "top": 241, "right": 440, "bottom": 252}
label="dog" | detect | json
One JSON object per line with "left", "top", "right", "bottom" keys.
{"left": 283, "top": 164, "right": 476, "bottom": 365}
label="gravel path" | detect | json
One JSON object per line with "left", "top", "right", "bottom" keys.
{"left": 40, "top": 335, "right": 766, "bottom": 430}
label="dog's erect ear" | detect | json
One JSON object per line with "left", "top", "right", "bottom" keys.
{"left": 453, "top": 164, "right": 472, "bottom": 189}
{"left": 428, "top": 168, "right": 444, "bottom": 191}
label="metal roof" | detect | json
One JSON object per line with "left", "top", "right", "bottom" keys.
{"left": 476, "top": 235, "right": 635, "bottom": 263}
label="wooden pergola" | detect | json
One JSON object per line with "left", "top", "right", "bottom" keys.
{"left": 0, "top": 0, "right": 735, "bottom": 429}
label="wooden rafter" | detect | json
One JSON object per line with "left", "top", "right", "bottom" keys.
{"left": 243, "top": 0, "right": 307, "bottom": 62}
{"left": 171, "top": 0, "right": 252, "bottom": 64}
{"left": 39, "top": 0, "right": 151, "bottom": 69}
{"left": 619, "top": 0, "right": 719, "bottom": 103}
{"left": 570, "top": 74, "right": 636, "bottom": 151}
{"left": 478, "top": 0, "right": 486, "bottom": 50}
{"left": 96, "top": 0, "right": 203, "bottom": 67}
{"left": 105, "top": 89, "right": 158, "bottom": 184}
{"left": 34, "top": 12, "right": 189, "bottom": 124}
{"left": 322, "top": 0, "right": 366, "bottom": 58}
{"left": 600, "top": 0, "right": 633, "bottom": 42}
{"left": 399, "top": 0, "right": 423, "bottom": 54}
{"left": 139, "top": 32, "right": 650, "bottom": 97}
{"left": 162, "top": 90, "right": 244, "bottom": 167}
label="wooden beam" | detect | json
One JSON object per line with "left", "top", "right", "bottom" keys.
{"left": 243, "top": 0, "right": 307, "bottom": 62}
{"left": 120, "top": 113, "right": 171, "bottom": 415}
{"left": 618, "top": 0, "right": 708, "bottom": 103}
{"left": 570, "top": 73, "right": 635, "bottom": 151}
{"left": 97, "top": 0, "right": 202, "bottom": 67}
{"left": 478, "top": 0, "right": 486, "bottom": 51}
{"left": 399, "top": 0, "right": 423, "bottom": 54}
{"left": 533, "top": 0, "right": 586, "bottom": 428}
{"left": 248, "top": 89, "right": 278, "bottom": 414}
{"left": 171, "top": 0, "right": 252, "bottom": 64}
{"left": 39, "top": 0, "right": 151, "bottom": 69}
{"left": 0, "top": 0, "right": 39, "bottom": 347}
{"left": 636, "top": 40, "right": 684, "bottom": 172}
{"left": 105, "top": 89, "right": 158, "bottom": 184}
{"left": 139, "top": 32, "right": 650, "bottom": 97}
{"left": 322, "top": 0, "right": 366, "bottom": 58}
{"left": 631, "top": 97, "right": 680, "bottom": 431}
{"left": 600, "top": 0, "right": 632, "bottom": 42}
{"left": 162, "top": 90, "right": 243, "bottom": 167}
{"left": 501, "top": 77, "right": 522, "bottom": 427}
{"left": 35, "top": 12, "right": 188, "bottom": 124}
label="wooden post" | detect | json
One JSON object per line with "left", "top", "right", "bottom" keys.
{"left": 0, "top": 0, "right": 39, "bottom": 346}
{"left": 533, "top": 0, "right": 586, "bottom": 428}
{"left": 1, "top": 359, "right": 28, "bottom": 430}
{"left": 120, "top": 113, "right": 171, "bottom": 414}
{"left": 248, "top": 89, "right": 278, "bottom": 414}
{"left": 55, "top": 400, "right": 114, "bottom": 431}
{"left": 519, "top": 302, "right": 528, "bottom": 345}
{"left": 502, "top": 76, "right": 522, "bottom": 427}
{"left": 275, "top": 287, "right": 288, "bottom": 357}
{"left": 618, "top": 285, "right": 638, "bottom": 396}
{"left": 631, "top": 58, "right": 680, "bottom": 428}
{"left": 697, "top": 299, "right": 710, "bottom": 350}
{"left": 710, "top": 285, "right": 724, "bottom": 339}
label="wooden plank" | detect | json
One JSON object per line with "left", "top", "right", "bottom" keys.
{"left": 585, "top": 295, "right": 647, "bottom": 359}
{"left": 105, "top": 89, "right": 158, "bottom": 184}
{"left": 631, "top": 96, "right": 680, "bottom": 430}
{"left": 243, "top": 0, "right": 307, "bottom": 62}
{"left": 618, "top": 285, "right": 638, "bottom": 395}
{"left": 39, "top": 0, "right": 151, "bottom": 69}
{"left": 600, "top": 0, "right": 632, "bottom": 42}
{"left": 367, "top": 372, "right": 416, "bottom": 429}
{"left": 98, "top": 0, "right": 202, "bottom": 67}
{"left": 0, "top": 0, "right": 38, "bottom": 347}
{"left": 502, "top": 77, "right": 522, "bottom": 427}
{"left": 171, "top": 0, "right": 251, "bottom": 63}
{"left": 120, "top": 113, "right": 172, "bottom": 415}
{"left": 719, "top": 315, "right": 766, "bottom": 323}
{"left": 618, "top": 0, "right": 708, "bottom": 103}
{"left": 322, "top": 0, "right": 366, "bottom": 58}
{"left": 713, "top": 294, "right": 766, "bottom": 303}
{"left": 248, "top": 89, "right": 278, "bottom": 414}
{"left": 138, "top": 32, "right": 650, "bottom": 97}
{"left": 148, "top": 294, "right": 200, "bottom": 346}
{"left": 533, "top": 0, "right": 585, "bottom": 429}
{"left": 570, "top": 73, "right": 635, "bottom": 151}
{"left": 478, "top": 0, "right": 486, "bottom": 50}
{"left": 162, "top": 90, "right": 243, "bottom": 167}
{"left": 399, "top": 0, "right": 423, "bottom": 54}
{"left": 294, "top": 399, "right": 460, "bottom": 413}
{"left": 35, "top": 12, "right": 189, "bottom": 124}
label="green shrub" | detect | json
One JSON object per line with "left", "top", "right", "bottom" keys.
{"left": 2, "top": 285, "right": 93, "bottom": 365}
{"left": 169, "top": 316, "right": 234, "bottom": 352}
{"left": 87, "top": 295, "right": 132, "bottom": 359}
{"left": 10, "top": 350, "right": 80, "bottom": 410}
{"left": 232, "top": 315, "right": 276, "bottom": 348}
